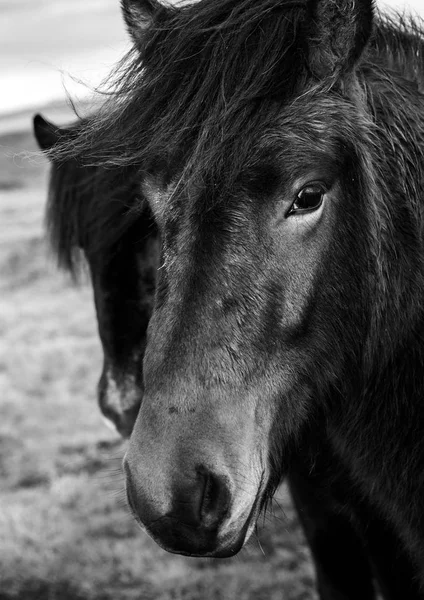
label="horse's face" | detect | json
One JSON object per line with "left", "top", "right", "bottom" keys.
{"left": 33, "top": 114, "right": 158, "bottom": 438}
{"left": 41, "top": 0, "right": 376, "bottom": 559}
{"left": 89, "top": 223, "right": 160, "bottom": 437}
{"left": 124, "top": 97, "right": 371, "bottom": 556}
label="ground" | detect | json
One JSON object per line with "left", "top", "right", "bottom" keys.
{"left": 0, "top": 116, "right": 317, "bottom": 599}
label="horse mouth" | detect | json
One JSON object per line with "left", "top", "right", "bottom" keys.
{"left": 126, "top": 476, "right": 265, "bottom": 558}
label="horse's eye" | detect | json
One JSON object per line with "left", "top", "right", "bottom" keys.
{"left": 288, "top": 184, "right": 326, "bottom": 216}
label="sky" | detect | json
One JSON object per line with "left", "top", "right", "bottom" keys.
{"left": 1, "top": 0, "right": 423, "bottom": 122}
{"left": 0, "top": 0, "right": 128, "bottom": 119}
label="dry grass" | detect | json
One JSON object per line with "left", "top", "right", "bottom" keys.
{"left": 0, "top": 116, "right": 317, "bottom": 599}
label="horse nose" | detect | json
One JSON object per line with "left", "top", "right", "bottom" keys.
{"left": 125, "top": 461, "right": 231, "bottom": 528}
{"left": 124, "top": 461, "right": 232, "bottom": 553}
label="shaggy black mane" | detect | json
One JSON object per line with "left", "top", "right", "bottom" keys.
{"left": 46, "top": 123, "right": 142, "bottom": 273}
{"left": 53, "top": 0, "right": 313, "bottom": 181}
{"left": 49, "top": 0, "right": 424, "bottom": 271}
{"left": 53, "top": 2, "right": 424, "bottom": 176}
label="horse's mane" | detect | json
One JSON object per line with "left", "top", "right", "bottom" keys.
{"left": 46, "top": 125, "right": 143, "bottom": 273}
{"left": 52, "top": 2, "right": 424, "bottom": 182}
{"left": 48, "top": 1, "right": 424, "bottom": 273}
{"left": 53, "top": 0, "right": 311, "bottom": 188}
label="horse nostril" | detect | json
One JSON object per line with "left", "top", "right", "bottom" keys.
{"left": 199, "top": 468, "right": 231, "bottom": 530}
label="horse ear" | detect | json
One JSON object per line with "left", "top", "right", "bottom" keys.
{"left": 121, "top": 0, "right": 162, "bottom": 44}
{"left": 306, "top": 0, "right": 374, "bottom": 79}
{"left": 33, "top": 114, "right": 60, "bottom": 152}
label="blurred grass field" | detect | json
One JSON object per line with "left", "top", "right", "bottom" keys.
{"left": 0, "top": 116, "right": 317, "bottom": 600}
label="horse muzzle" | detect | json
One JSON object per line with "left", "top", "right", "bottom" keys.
{"left": 123, "top": 423, "right": 264, "bottom": 557}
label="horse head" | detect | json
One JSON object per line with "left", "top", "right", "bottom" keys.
{"left": 34, "top": 113, "right": 159, "bottom": 438}
{"left": 117, "top": 0, "right": 379, "bottom": 556}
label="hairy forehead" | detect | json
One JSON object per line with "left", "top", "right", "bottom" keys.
{"left": 260, "top": 94, "right": 361, "bottom": 152}
{"left": 142, "top": 95, "right": 360, "bottom": 208}
{"left": 243, "top": 95, "right": 361, "bottom": 181}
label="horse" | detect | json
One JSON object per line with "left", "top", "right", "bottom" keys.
{"left": 33, "top": 114, "right": 159, "bottom": 437}
{"left": 40, "top": 0, "right": 424, "bottom": 596}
